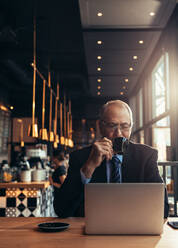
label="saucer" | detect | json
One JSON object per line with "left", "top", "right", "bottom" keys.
{"left": 38, "top": 222, "right": 70, "bottom": 232}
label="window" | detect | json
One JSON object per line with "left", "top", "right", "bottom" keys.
{"left": 152, "top": 53, "right": 169, "bottom": 118}
{"left": 152, "top": 116, "right": 170, "bottom": 161}
{"left": 139, "top": 130, "right": 144, "bottom": 144}
{"left": 151, "top": 53, "right": 170, "bottom": 161}
{"left": 144, "top": 77, "right": 152, "bottom": 123}
{"left": 129, "top": 96, "right": 136, "bottom": 132}
{"left": 138, "top": 88, "right": 143, "bottom": 128}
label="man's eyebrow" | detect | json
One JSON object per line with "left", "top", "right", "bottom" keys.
{"left": 120, "top": 122, "right": 130, "bottom": 124}
{"left": 107, "top": 121, "right": 130, "bottom": 125}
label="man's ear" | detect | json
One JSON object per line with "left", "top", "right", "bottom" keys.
{"left": 129, "top": 126, "right": 132, "bottom": 138}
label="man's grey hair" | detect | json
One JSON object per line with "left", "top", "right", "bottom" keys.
{"left": 99, "top": 100, "right": 133, "bottom": 127}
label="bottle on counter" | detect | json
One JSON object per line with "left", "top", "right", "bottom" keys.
{"left": 0, "top": 160, "right": 12, "bottom": 183}
{"left": 1, "top": 160, "right": 9, "bottom": 169}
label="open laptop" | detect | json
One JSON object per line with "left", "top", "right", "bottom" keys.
{"left": 85, "top": 183, "right": 164, "bottom": 235}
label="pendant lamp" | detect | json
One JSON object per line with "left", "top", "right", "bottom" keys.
{"left": 68, "top": 100, "right": 74, "bottom": 148}
{"left": 66, "top": 110, "right": 70, "bottom": 146}
{"left": 53, "top": 83, "right": 59, "bottom": 148}
{"left": 63, "top": 94, "right": 68, "bottom": 146}
{"left": 18, "top": 119, "right": 24, "bottom": 147}
{"left": 48, "top": 88, "right": 54, "bottom": 142}
{"left": 60, "top": 102, "right": 65, "bottom": 145}
{"left": 48, "top": 68, "right": 54, "bottom": 141}
{"left": 39, "top": 80, "right": 48, "bottom": 140}
{"left": 28, "top": 14, "right": 38, "bottom": 138}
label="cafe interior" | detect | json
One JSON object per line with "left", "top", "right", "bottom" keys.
{"left": 0, "top": 0, "right": 178, "bottom": 247}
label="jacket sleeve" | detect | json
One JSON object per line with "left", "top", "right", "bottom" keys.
{"left": 144, "top": 149, "right": 162, "bottom": 182}
{"left": 53, "top": 151, "right": 85, "bottom": 218}
{"left": 144, "top": 149, "right": 169, "bottom": 218}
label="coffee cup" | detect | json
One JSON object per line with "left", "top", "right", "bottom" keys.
{"left": 32, "top": 169, "right": 46, "bottom": 182}
{"left": 112, "top": 137, "right": 128, "bottom": 154}
{"left": 20, "top": 170, "right": 31, "bottom": 182}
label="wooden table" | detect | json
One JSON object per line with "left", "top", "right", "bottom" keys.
{"left": 0, "top": 217, "right": 177, "bottom": 248}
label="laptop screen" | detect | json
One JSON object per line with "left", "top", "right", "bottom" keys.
{"left": 85, "top": 183, "right": 164, "bottom": 235}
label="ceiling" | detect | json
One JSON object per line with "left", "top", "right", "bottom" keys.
{"left": 79, "top": 0, "right": 177, "bottom": 97}
{"left": 0, "top": 0, "right": 177, "bottom": 118}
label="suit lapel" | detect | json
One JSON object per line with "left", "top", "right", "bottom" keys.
{"left": 122, "top": 141, "right": 133, "bottom": 182}
{"left": 122, "top": 141, "right": 137, "bottom": 182}
{"left": 122, "top": 141, "right": 130, "bottom": 167}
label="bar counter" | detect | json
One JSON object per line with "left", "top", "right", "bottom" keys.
{"left": 0, "top": 181, "right": 50, "bottom": 189}
{"left": 0, "top": 217, "right": 177, "bottom": 248}
{"left": 0, "top": 181, "right": 55, "bottom": 217}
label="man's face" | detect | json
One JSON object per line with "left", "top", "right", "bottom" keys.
{"left": 99, "top": 104, "right": 132, "bottom": 140}
{"left": 51, "top": 157, "right": 59, "bottom": 168}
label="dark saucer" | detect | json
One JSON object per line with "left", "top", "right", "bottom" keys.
{"left": 38, "top": 222, "right": 70, "bottom": 232}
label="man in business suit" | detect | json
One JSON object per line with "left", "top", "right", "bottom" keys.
{"left": 53, "top": 100, "right": 169, "bottom": 218}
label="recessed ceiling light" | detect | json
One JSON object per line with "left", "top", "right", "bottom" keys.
{"left": 149, "top": 12, "right": 155, "bottom": 16}
{"left": 97, "top": 12, "right": 103, "bottom": 17}
{"left": 97, "top": 40, "right": 102, "bottom": 45}
{"left": 97, "top": 78, "right": 101, "bottom": 83}
{"left": 129, "top": 67, "right": 133, "bottom": 71}
{"left": 97, "top": 56, "right": 102, "bottom": 60}
{"left": 123, "top": 86, "right": 126, "bottom": 89}
{"left": 97, "top": 92, "right": 101, "bottom": 96}
{"left": 10, "top": 106, "right": 14, "bottom": 110}
{"left": 139, "top": 40, "right": 144, "bottom": 44}
{"left": 133, "top": 56, "right": 138, "bottom": 60}
{"left": 120, "top": 92, "right": 124, "bottom": 95}
{"left": 97, "top": 67, "right": 101, "bottom": 71}
{"left": 97, "top": 86, "right": 101, "bottom": 89}
{"left": 124, "top": 78, "right": 128, "bottom": 82}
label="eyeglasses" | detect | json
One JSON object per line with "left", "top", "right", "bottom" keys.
{"left": 101, "top": 120, "right": 131, "bottom": 132}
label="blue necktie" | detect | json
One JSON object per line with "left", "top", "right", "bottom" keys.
{"left": 110, "top": 155, "right": 121, "bottom": 183}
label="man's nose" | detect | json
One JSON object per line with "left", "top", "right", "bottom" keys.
{"left": 113, "top": 126, "right": 123, "bottom": 137}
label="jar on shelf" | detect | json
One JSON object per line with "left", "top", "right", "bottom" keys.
{"left": 0, "top": 160, "right": 12, "bottom": 183}
{"left": 2, "top": 168, "right": 13, "bottom": 183}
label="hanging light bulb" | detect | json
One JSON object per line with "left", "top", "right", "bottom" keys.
{"left": 63, "top": 94, "right": 67, "bottom": 146}
{"left": 60, "top": 102, "right": 65, "bottom": 145}
{"left": 66, "top": 111, "right": 70, "bottom": 147}
{"left": 48, "top": 68, "right": 54, "bottom": 142}
{"left": 53, "top": 83, "right": 59, "bottom": 147}
{"left": 20, "top": 121, "right": 24, "bottom": 147}
{"left": 18, "top": 119, "right": 25, "bottom": 147}
{"left": 48, "top": 88, "right": 54, "bottom": 142}
{"left": 69, "top": 139, "right": 74, "bottom": 148}
{"left": 53, "top": 141, "right": 58, "bottom": 148}
{"left": 39, "top": 80, "right": 48, "bottom": 140}
{"left": 28, "top": 14, "right": 38, "bottom": 138}
{"left": 68, "top": 99, "right": 74, "bottom": 148}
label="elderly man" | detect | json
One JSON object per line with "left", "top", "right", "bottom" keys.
{"left": 53, "top": 100, "right": 169, "bottom": 218}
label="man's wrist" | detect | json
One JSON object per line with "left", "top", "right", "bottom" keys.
{"left": 81, "top": 161, "right": 95, "bottom": 179}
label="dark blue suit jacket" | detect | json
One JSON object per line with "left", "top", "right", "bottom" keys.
{"left": 53, "top": 141, "right": 169, "bottom": 218}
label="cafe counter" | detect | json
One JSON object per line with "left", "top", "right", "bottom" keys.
{"left": 0, "top": 181, "right": 55, "bottom": 217}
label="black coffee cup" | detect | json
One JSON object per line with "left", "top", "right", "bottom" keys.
{"left": 113, "top": 137, "right": 128, "bottom": 155}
